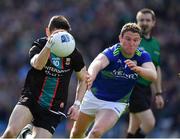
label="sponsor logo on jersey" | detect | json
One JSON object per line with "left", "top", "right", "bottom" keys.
{"left": 112, "top": 69, "right": 138, "bottom": 80}
{"left": 44, "top": 66, "right": 70, "bottom": 77}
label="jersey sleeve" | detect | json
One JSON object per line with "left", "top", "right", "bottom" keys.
{"left": 139, "top": 51, "right": 152, "bottom": 65}
{"left": 29, "top": 38, "right": 47, "bottom": 59}
{"left": 156, "top": 40, "right": 161, "bottom": 66}
{"left": 102, "top": 46, "right": 116, "bottom": 63}
{"left": 71, "top": 48, "right": 85, "bottom": 72}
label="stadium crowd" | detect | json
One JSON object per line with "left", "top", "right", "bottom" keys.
{"left": 0, "top": 0, "right": 179, "bottom": 137}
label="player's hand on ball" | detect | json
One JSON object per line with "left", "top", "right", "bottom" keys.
{"left": 46, "top": 35, "right": 55, "bottom": 48}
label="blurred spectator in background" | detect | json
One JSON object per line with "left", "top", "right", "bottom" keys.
{"left": 0, "top": 0, "right": 179, "bottom": 138}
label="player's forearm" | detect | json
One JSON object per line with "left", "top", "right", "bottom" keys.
{"left": 74, "top": 67, "right": 88, "bottom": 105}
{"left": 88, "top": 53, "right": 109, "bottom": 82}
{"left": 135, "top": 66, "right": 157, "bottom": 82}
{"left": 75, "top": 80, "right": 87, "bottom": 103}
{"left": 88, "top": 60, "right": 102, "bottom": 82}
{"left": 31, "top": 47, "right": 50, "bottom": 70}
{"left": 154, "top": 66, "right": 162, "bottom": 93}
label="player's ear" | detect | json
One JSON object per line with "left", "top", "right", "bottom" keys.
{"left": 138, "top": 37, "right": 142, "bottom": 44}
{"left": 46, "top": 27, "right": 50, "bottom": 37}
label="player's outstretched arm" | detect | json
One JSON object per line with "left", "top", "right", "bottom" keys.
{"left": 68, "top": 66, "right": 87, "bottom": 120}
{"left": 75, "top": 66, "right": 88, "bottom": 103}
{"left": 125, "top": 59, "right": 157, "bottom": 82}
{"left": 87, "top": 53, "right": 109, "bottom": 89}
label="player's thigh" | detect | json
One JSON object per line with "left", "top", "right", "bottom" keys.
{"left": 32, "top": 126, "right": 52, "bottom": 138}
{"left": 92, "top": 109, "right": 119, "bottom": 133}
{"left": 7, "top": 105, "right": 33, "bottom": 131}
{"left": 136, "top": 109, "right": 155, "bottom": 124}
{"left": 72, "top": 111, "right": 94, "bottom": 133}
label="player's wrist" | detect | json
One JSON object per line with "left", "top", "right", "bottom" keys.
{"left": 45, "top": 43, "right": 51, "bottom": 48}
{"left": 133, "top": 66, "right": 141, "bottom": 73}
{"left": 45, "top": 36, "right": 54, "bottom": 48}
{"left": 155, "top": 92, "right": 162, "bottom": 96}
{"left": 73, "top": 100, "right": 81, "bottom": 107}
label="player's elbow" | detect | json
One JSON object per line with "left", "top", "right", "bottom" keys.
{"left": 151, "top": 71, "right": 157, "bottom": 82}
{"left": 79, "top": 73, "right": 88, "bottom": 85}
{"left": 144, "top": 71, "right": 157, "bottom": 82}
{"left": 32, "top": 64, "right": 44, "bottom": 70}
{"left": 31, "top": 61, "right": 44, "bottom": 70}
{"left": 30, "top": 55, "right": 44, "bottom": 70}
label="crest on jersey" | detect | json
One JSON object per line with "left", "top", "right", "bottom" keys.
{"left": 65, "top": 58, "right": 71, "bottom": 65}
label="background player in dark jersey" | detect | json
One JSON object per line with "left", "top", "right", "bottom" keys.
{"left": 127, "top": 8, "right": 164, "bottom": 138}
{"left": 1, "top": 15, "right": 87, "bottom": 138}
{"left": 70, "top": 23, "right": 157, "bottom": 138}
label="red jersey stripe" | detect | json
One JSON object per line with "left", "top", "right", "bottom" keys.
{"left": 49, "top": 78, "right": 60, "bottom": 109}
{"left": 37, "top": 76, "right": 48, "bottom": 102}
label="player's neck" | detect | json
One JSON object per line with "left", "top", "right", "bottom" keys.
{"left": 143, "top": 33, "right": 151, "bottom": 39}
{"left": 121, "top": 49, "right": 133, "bottom": 58}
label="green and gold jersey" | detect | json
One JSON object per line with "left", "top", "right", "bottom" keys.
{"left": 137, "top": 36, "right": 160, "bottom": 86}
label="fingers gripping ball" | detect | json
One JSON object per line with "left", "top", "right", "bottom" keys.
{"left": 51, "top": 31, "right": 75, "bottom": 57}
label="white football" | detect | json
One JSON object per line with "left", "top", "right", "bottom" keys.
{"left": 51, "top": 31, "right": 75, "bottom": 57}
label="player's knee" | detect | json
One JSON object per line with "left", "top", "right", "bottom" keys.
{"left": 142, "top": 118, "right": 156, "bottom": 133}
{"left": 2, "top": 126, "right": 19, "bottom": 138}
{"left": 148, "top": 118, "right": 155, "bottom": 130}
{"left": 89, "top": 128, "right": 104, "bottom": 138}
{"left": 148, "top": 117, "right": 155, "bottom": 128}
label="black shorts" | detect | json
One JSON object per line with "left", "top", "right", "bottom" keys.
{"left": 129, "top": 83, "right": 152, "bottom": 113}
{"left": 17, "top": 92, "right": 65, "bottom": 134}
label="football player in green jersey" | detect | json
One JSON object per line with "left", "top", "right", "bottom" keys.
{"left": 127, "top": 8, "right": 164, "bottom": 138}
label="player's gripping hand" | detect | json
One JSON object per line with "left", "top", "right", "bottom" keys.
{"left": 67, "top": 104, "right": 80, "bottom": 121}
{"left": 45, "top": 30, "right": 64, "bottom": 48}
{"left": 124, "top": 59, "right": 140, "bottom": 72}
{"left": 155, "top": 94, "right": 164, "bottom": 109}
{"left": 45, "top": 35, "right": 55, "bottom": 48}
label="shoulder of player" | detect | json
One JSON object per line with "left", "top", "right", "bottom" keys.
{"left": 32, "top": 37, "right": 47, "bottom": 48}
{"left": 135, "top": 48, "right": 149, "bottom": 57}
{"left": 108, "top": 43, "right": 120, "bottom": 50}
{"left": 69, "top": 47, "right": 82, "bottom": 58}
{"left": 106, "top": 43, "right": 121, "bottom": 55}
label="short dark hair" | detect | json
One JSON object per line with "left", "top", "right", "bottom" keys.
{"left": 120, "top": 23, "right": 142, "bottom": 37}
{"left": 48, "top": 15, "right": 71, "bottom": 33}
{"left": 136, "top": 8, "right": 156, "bottom": 21}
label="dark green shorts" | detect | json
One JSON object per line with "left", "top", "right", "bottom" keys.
{"left": 18, "top": 92, "right": 65, "bottom": 134}
{"left": 129, "top": 84, "right": 152, "bottom": 113}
